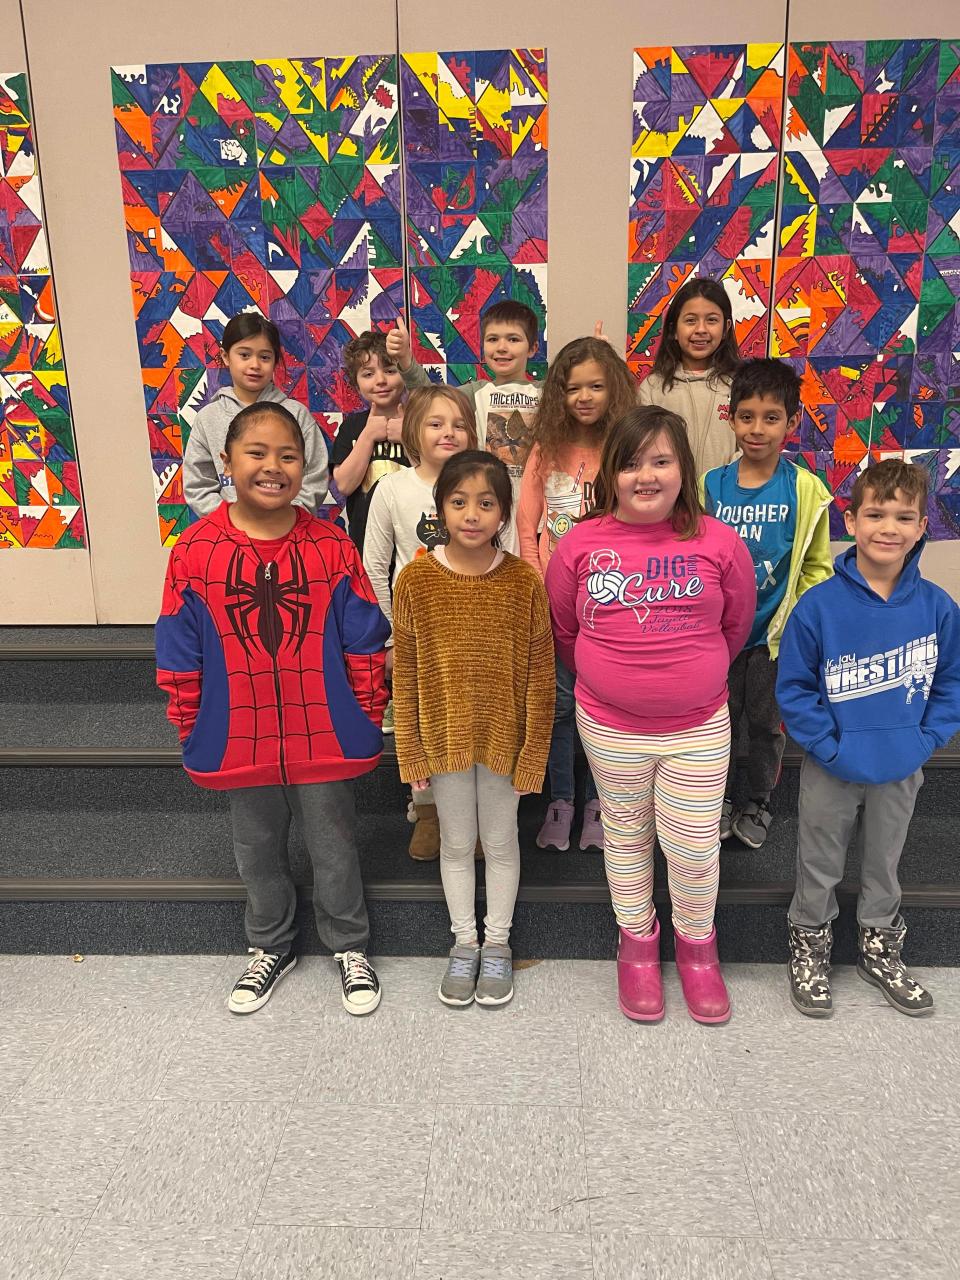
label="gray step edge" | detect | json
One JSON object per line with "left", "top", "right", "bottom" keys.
{"left": 2, "top": 877, "right": 960, "bottom": 907}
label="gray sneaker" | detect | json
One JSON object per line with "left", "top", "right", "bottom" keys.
{"left": 719, "top": 797, "right": 736, "bottom": 841}
{"left": 732, "top": 799, "right": 772, "bottom": 849}
{"left": 475, "top": 943, "right": 514, "bottom": 1007}
{"left": 438, "top": 944, "right": 481, "bottom": 1006}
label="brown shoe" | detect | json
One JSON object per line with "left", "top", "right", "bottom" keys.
{"left": 409, "top": 804, "right": 441, "bottom": 861}
{"left": 475, "top": 838, "right": 484, "bottom": 861}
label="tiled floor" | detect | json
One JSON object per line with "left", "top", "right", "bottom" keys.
{"left": 1, "top": 953, "right": 959, "bottom": 1279}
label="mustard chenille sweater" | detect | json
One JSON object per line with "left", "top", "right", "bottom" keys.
{"left": 391, "top": 552, "right": 556, "bottom": 793}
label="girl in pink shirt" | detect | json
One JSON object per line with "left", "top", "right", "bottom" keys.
{"left": 545, "top": 406, "right": 755, "bottom": 1024}
{"left": 517, "top": 337, "right": 637, "bottom": 854}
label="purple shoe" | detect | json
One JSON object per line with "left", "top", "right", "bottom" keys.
{"left": 536, "top": 799, "right": 574, "bottom": 851}
{"left": 579, "top": 802, "right": 604, "bottom": 852}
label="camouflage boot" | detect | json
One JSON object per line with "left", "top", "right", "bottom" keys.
{"left": 787, "top": 920, "right": 833, "bottom": 1017}
{"left": 857, "top": 916, "right": 933, "bottom": 1016}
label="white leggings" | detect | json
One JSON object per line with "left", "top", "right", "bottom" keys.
{"left": 431, "top": 765, "right": 521, "bottom": 947}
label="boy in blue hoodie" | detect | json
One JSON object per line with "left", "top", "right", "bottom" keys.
{"left": 777, "top": 459, "right": 960, "bottom": 1017}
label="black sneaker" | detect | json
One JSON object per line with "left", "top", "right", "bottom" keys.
{"left": 228, "top": 948, "right": 297, "bottom": 1014}
{"left": 732, "top": 799, "right": 772, "bottom": 849}
{"left": 335, "top": 950, "right": 382, "bottom": 1016}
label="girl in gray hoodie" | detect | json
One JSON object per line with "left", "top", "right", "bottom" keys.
{"left": 638, "top": 279, "right": 741, "bottom": 475}
{"left": 183, "top": 313, "right": 328, "bottom": 516}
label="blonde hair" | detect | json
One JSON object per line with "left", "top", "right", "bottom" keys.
{"left": 401, "top": 386, "right": 478, "bottom": 464}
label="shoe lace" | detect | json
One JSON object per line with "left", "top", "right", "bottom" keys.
{"left": 238, "top": 948, "right": 280, "bottom": 992}
{"left": 336, "top": 950, "right": 375, "bottom": 989}
{"left": 480, "top": 952, "right": 510, "bottom": 980}
{"left": 448, "top": 951, "right": 479, "bottom": 979}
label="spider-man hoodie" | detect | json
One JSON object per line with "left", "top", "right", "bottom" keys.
{"left": 156, "top": 503, "right": 390, "bottom": 790}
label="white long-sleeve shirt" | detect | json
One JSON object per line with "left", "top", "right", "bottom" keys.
{"left": 362, "top": 467, "right": 446, "bottom": 640}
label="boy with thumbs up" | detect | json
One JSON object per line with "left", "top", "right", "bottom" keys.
{"left": 332, "top": 317, "right": 430, "bottom": 556}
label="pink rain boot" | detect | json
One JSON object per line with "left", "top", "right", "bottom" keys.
{"left": 617, "top": 919, "right": 664, "bottom": 1022}
{"left": 674, "top": 927, "right": 730, "bottom": 1024}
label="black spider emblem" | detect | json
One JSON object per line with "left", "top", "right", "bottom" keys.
{"left": 224, "top": 545, "right": 312, "bottom": 658}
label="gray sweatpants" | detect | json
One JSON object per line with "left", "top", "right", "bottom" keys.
{"left": 229, "top": 781, "right": 369, "bottom": 954}
{"left": 431, "top": 765, "right": 521, "bottom": 947}
{"left": 789, "top": 754, "right": 923, "bottom": 929}
{"left": 726, "top": 645, "right": 785, "bottom": 802}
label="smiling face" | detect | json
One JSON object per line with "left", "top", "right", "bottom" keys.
{"left": 221, "top": 412, "right": 304, "bottom": 516}
{"left": 418, "top": 395, "right": 472, "bottom": 471}
{"left": 732, "top": 393, "right": 798, "bottom": 468}
{"left": 223, "top": 333, "right": 278, "bottom": 404}
{"left": 844, "top": 487, "right": 927, "bottom": 579}
{"left": 354, "top": 351, "right": 405, "bottom": 412}
{"left": 565, "top": 359, "right": 610, "bottom": 429}
{"left": 442, "top": 470, "right": 504, "bottom": 554}
{"left": 482, "top": 321, "right": 536, "bottom": 383}
{"left": 673, "top": 295, "right": 730, "bottom": 372}
{"left": 615, "top": 431, "right": 683, "bottom": 525}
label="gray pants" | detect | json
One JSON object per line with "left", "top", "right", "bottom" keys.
{"left": 431, "top": 765, "right": 521, "bottom": 947}
{"left": 229, "top": 781, "right": 369, "bottom": 953}
{"left": 789, "top": 754, "right": 923, "bottom": 929}
{"left": 727, "top": 645, "right": 785, "bottom": 802}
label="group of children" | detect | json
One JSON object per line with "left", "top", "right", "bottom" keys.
{"left": 156, "top": 281, "right": 960, "bottom": 1021}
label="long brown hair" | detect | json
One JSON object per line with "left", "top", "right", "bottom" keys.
{"left": 650, "top": 279, "right": 740, "bottom": 392}
{"left": 582, "top": 406, "right": 704, "bottom": 540}
{"left": 532, "top": 336, "right": 637, "bottom": 473}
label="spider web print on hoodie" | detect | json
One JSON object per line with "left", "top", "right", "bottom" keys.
{"left": 156, "top": 503, "right": 390, "bottom": 789}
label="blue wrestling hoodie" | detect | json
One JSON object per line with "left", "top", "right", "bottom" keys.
{"left": 776, "top": 538, "right": 960, "bottom": 784}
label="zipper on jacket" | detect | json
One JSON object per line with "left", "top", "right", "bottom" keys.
{"left": 262, "top": 561, "right": 288, "bottom": 785}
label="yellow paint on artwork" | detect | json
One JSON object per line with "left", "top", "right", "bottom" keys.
{"left": 295, "top": 58, "right": 327, "bottom": 109}
{"left": 197, "top": 65, "right": 245, "bottom": 116}
{"left": 258, "top": 60, "right": 312, "bottom": 116}
{"left": 747, "top": 44, "right": 782, "bottom": 71}
{"left": 334, "top": 136, "right": 359, "bottom": 159}
{"left": 714, "top": 98, "right": 745, "bottom": 121}
{"left": 477, "top": 82, "right": 509, "bottom": 133}
{"left": 780, "top": 209, "right": 816, "bottom": 257}
{"left": 784, "top": 155, "right": 815, "bottom": 203}
{"left": 632, "top": 108, "right": 703, "bottom": 158}
{"left": 839, "top": 365, "right": 861, "bottom": 380}
{"left": 40, "top": 326, "right": 62, "bottom": 367}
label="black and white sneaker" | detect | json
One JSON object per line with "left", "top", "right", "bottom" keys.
{"left": 228, "top": 948, "right": 297, "bottom": 1014}
{"left": 335, "top": 950, "right": 382, "bottom": 1016}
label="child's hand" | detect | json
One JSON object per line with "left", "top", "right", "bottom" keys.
{"left": 411, "top": 778, "right": 431, "bottom": 791}
{"left": 366, "top": 410, "right": 404, "bottom": 445}
{"left": 386, "top": 315, "right": 413, "bottom": 371}
{"left": 514, "top": 788, "right": 536, "bottom": 797}
{"left": 593, "top": 320, "right": 613, "bottom": 346}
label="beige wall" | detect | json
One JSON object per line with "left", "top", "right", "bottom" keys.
{"left": 0, "top": 0, "right": 96, "bottom": 622}
{"left": 7, "top": 0, "right": 960, "bottom": 619}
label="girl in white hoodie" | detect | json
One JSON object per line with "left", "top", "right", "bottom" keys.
{"left": 638, "top": 279, "right": 741, "bottom": 475}
{"left": 183, "top": 313, "right": 328, "bottom": 517}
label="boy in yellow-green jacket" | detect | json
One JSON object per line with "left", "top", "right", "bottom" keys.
{"left": 701, "top": 358, "right": 833, "bottom": 849}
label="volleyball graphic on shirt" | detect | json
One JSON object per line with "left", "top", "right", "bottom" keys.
{"left": 586, "top": 569, "right": 624, "bottom": 604}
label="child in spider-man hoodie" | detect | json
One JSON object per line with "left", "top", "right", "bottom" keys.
{"left": 157, "top": 401, "right": 390, "bottom": 1017}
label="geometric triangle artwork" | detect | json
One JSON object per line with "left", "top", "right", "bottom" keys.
{"left": 400, "top": 49, "right": 548, "bottom": 386}
{"left": 774, "top": 39, "right": 960, "bottom": 538}
{"left": 112, "top": 56, "right": 404, "bottom": 546}
{"left": 0, "top": 71, "right": 86, "bottom": 549}
{"left": 627, "top": 45, "right": 785, "bottom": 383}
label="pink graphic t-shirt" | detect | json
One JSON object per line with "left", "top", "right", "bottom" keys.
{"left": 545, "top": 513, "right": 756, "bottom": 734}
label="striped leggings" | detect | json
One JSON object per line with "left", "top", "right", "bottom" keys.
{"left": 576, "top": 704, "right": 730, "bottom": 940}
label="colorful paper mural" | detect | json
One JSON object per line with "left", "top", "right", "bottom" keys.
{"left": 400, "top": 49, "right": 548, "bottom": 385}
{"left": 112, "top": 56, "right": 403, "bottom": 545}
{"left": 774, "top": 39, "right": 960, "bottom": 537}
{"left": 0, "top": 73, "right": 84, "bottom": 549}
{"left": 627, "top": 45, "right": 784, "bottom": 381}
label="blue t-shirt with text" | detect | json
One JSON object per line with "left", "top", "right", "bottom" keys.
{"left": 704, "top": 456, "right": 797, "bottom": 648}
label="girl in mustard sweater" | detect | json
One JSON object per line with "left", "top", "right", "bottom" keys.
{"left": 392, "top": 452, "right": 555, "bottom": 1007}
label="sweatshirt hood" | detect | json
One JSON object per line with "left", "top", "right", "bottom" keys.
{"left": 833, "top": 535, "right": 926, "bottom": 606}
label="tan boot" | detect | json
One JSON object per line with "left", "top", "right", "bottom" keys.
{"left": 409, "top": 803, "right": 441, "bottom": 861}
